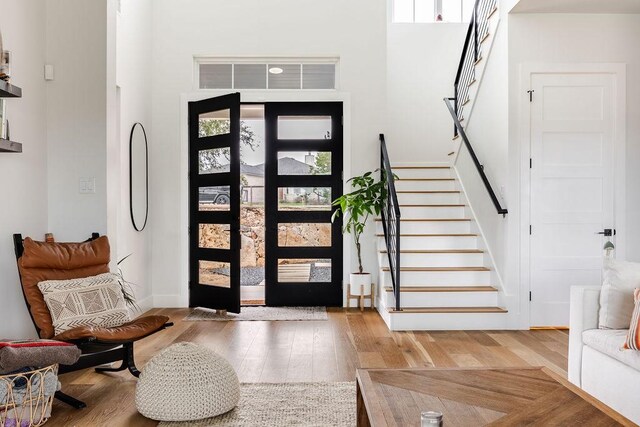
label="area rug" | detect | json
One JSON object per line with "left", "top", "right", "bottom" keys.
{"left": 184, "top": 306, "right": 328, "bottom": 321}
{"left": 159, "top": 382, "right": 356, "bottom": 427}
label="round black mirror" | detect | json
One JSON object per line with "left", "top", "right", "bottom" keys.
{"left": 130, "top": 123, "right": 148, "bottom": 231}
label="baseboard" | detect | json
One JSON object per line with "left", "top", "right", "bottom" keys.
{"left": 153, "top": 294, "right": 187, "bottom": 308}
{"left": 136, "top": 295, "right": 154, "bottom": 313}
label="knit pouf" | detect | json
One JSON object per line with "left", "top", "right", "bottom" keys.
{"left": 135, "top": 342, "right": 240, "bottom": 422}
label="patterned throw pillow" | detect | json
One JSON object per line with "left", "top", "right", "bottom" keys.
{"left": 624, "top": 289, "right": 640, "bottom": 350}
{"left": 37, "top": 273, "right": 131, "bottom": 336}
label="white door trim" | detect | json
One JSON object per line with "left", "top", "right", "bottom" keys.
{"left": 178, "top": 90, "right": 352, "bottom": 307}
{"left": 518, "top": 63, "right": 626, "bottom": 328}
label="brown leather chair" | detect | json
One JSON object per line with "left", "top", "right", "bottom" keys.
{"left": 13, "top": 233, "right": 173, "bottom": 409}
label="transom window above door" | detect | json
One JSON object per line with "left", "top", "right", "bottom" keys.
{"left": 196, "top": 58, "right": 338, "bottom": 90}
{"left": 392, "top": 0, "right": 475, "bottom": 23}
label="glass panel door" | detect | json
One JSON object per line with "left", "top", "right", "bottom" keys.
{"left": 264, "top": 102, "right": 343, "bottom": 307}
{"left": 189, "top": 93, "right": 242, "bottom": 313}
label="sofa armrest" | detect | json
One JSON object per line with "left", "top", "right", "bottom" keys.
{"left": 568, "top": 285, "right": 601, "bottom": 387}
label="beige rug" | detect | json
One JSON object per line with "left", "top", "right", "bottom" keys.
{"left": 184, "top": 306, "right": 328, "bottom": 321}
{"left": 159, "top": 382, "right": 356, "bottom": 427}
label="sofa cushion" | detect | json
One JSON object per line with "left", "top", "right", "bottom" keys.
{"left": 583, "top": 329, "right": 640, "bottom": 371}
{"left": 599, "top": 258, "right": 640, "bottom": 329}
{"left": 38, "top": 273, "right": 130, "bottom": 336}
{"left": 624, "top": 288, "right": 640, "bottom": 350}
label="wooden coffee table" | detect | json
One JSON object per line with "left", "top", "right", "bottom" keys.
{"left": 356, "top": 367, "right": 634, "bottom": 426}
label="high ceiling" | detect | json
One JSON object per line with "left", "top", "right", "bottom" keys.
{"left": 511, "top": 0, "right": 640, "bottom": 14}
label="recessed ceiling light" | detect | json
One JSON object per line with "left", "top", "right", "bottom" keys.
{"left": 269, "top": 67, "right": 284, "bottom": 75}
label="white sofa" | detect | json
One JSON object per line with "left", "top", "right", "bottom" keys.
{"left": 569, "top": 285, "right": 640, "bottom": 424}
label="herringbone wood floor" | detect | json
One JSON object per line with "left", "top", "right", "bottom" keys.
{"left": 48, "top": 308, "right": 569, "bottom": 426}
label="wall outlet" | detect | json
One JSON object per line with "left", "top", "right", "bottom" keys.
{"left": 79, "top": 177, "right": 96, "bottom": 194}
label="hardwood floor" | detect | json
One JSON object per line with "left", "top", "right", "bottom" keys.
{"left": 48, "top": 308, "right": 569, "bottom": 426}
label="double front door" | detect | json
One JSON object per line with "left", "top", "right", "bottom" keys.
{"left": 188, "top": 94, "right": 343, "bottom": 313}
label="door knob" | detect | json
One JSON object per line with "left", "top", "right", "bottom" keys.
{"left": 596, "top": 229, "right": 616, "bottom": 237}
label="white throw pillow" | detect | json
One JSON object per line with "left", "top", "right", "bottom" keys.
{"left": 38, "top": 273, "right": 131, "bottom": 335}
{"left": 599, "top": 259, "right": 640, "bottom": 329}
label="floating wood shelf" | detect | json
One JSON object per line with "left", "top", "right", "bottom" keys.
{"left": 0, "top": 138, "right": 22, "bottom": 153}
{"left": 0, "top": 80, "right": 22, "bottom": 98}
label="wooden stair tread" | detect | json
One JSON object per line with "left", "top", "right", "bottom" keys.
{"left": 447, "top": 151, "right": 455, "bottom": 156}
{"left": 397, "top": 190, "right": 460, "bottom": 194}
{"left": 383, "top": 286, "right": 497, "bottom": 293}
{"left": 462, "top": 98, "right": 471, "bottom": 106}
{"left": 487, "top": 5, "right": 498, "bottom": 19}
{"left": 389, "top": 307, "right": 507, "bottom": 314}
{"left": 375, "top": 218, "right": 471, "bottom": 222}
{"left": 452, "top": 134, "right": 460, "bottom": 141}
{"left": 474, "top": 56, "right": 483, "bottom": 66}
{"left": 468, "top": 79, "right": 477, "bottom": 87}
{"left": 375, "top": 233, "right": 477, "bottom": 237}
{"left": 392, "top": 166, "right": 450, "bottom": 169}
{"left": 382, "top": 267, "right": 490, "bottom": 272}
{"left": 380, "top": 249, "right": 483, "bottom": 254}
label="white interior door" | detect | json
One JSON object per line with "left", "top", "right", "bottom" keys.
{"left": 529, "top": 73, "right": 615, "bottom": 327}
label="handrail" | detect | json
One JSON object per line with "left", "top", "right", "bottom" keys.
{"left": 443, "top": 98, "right": 507, "bottom": 216}
{"left": 453, "top": 0, "right": 497, "bottom": 127}
{"left": 379, "top": 134, "right": 401, "bottom": 311}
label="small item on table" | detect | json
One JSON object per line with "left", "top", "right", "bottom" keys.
{"left": 421, "top": 411, "right": 443, "bottom": 426}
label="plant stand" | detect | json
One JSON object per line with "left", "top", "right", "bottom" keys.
{"left": 346, "top": 283, "right": 375, "bottom": 311}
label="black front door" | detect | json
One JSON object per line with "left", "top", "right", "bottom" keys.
{"left": 188, "top": 93, "right": 242, "bottom": 313}
{"left": 264, "top": 102, "right": 343, "bottom": 306}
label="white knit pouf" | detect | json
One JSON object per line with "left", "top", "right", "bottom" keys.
{"left": 135, "top": 342, "right": 240, "bottom": 421}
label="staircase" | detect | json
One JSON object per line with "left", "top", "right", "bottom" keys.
{"left": 375, "top": 165, "right": 507, "bottom": 331}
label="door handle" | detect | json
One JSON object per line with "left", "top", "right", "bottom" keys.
{"left": 596, "top": 229, "right": 616, "bottom": 237}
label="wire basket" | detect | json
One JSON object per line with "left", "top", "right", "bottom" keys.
{"left": 0, "top": 365, "right": 58, "bottom": 427}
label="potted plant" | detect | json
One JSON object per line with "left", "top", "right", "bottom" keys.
{"left": 332, "top": 170, "right": 389, "bottom": 297}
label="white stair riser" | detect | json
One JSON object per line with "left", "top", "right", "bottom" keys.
{"left": 383, "top": 290, "right": 498, "bottom": 308}
{"left": 379, "top": 252, "right": 485, "bottom": 268}
{"left": 383, "top": 311, "right": 508, "bottom": 331}
{"left": 375, "top": 221, "right": 470, "bottom": 234}
{"left": 395, "top": 180, "right": 456, "bottom": 192}
{"left": 397, "top": 193, "right": 461, "bottom": 205}
{"left": 398, "top": 206, "right": 465, "bottom": 219}
{"left": 377, "top": 235, "right": 479, "bottom": 250}
{"left": 392, "top": 168, "right": 452, "bottom": 179}
{"left": 380, "top": 270, "right": 491, "bottom": 286}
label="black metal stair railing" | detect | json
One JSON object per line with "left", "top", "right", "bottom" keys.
{"left": 379, "top": 134, "right": 401, "bottom": 311}
{"left": 454, "top": 0, "right": 498, "bottom": 127}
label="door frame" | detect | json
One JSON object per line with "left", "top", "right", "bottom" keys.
{"left": 177, "top": 90, "right": 352, "bottom": 307}
{"left": 518, "top": 63, "right": 626, "bottom": 328}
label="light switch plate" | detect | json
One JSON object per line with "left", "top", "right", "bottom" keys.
{"left": 79, "top": 177, "right": 96, "bottom": 194}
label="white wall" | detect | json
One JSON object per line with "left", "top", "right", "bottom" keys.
{"left": 507, "top": 13, "right": 640, "bottom": 326}
{"left": 455, "top": 4, "right": 510, "bottom": 288}
{"left": 0, "top": 0, "right": 48, "bottom": 338}
{"left": 386, "top": 23, "right": 467, "bottom": 163}
{"left": 114, "top": 0, "right": 154, "bottom": 308}
{"left": 149, "top": 0, "right": 387, "bottom": 305}
{"left": 45, "top": 0, "right": 109, "bottom": 242}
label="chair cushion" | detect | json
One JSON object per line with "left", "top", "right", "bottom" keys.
{"left": 53, "top": 315, "right": 170, "bottom": 343}
{"left": 38, "top": 273, "right": 130, "bottom": 336}
{"left": 135, "top": 342, "right": 239, "bottom": 421}
{"left": 18, "top": 236, "right": 111, "bottom": 339}
{"left": 583, "top": 328, "right": 640, "bottom": 371}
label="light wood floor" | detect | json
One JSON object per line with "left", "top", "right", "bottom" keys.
{"left": 49, "top": 308, "right": 569, "bottom": 426}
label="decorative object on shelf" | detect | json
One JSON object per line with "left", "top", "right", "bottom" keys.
{"left": 332, "top": 169, "right": 394, "bottom": 301}
{"left": 0, "top": 99, "right": 5, "bottom": 139}
{"left": 136, "top": 342, "right": 240, "bottom": 422}
{"left": 0, "top": 51, "right": 11, "bottom": 81}
{"left": 130, "top": 122, "right": 149, "bottom": 232}
{"left": 0, "top": 364, "right": 59, "bottom": 427}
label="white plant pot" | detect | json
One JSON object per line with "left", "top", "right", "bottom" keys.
{"left": 349, "top": 273, "right": 372, "bottom": 295}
